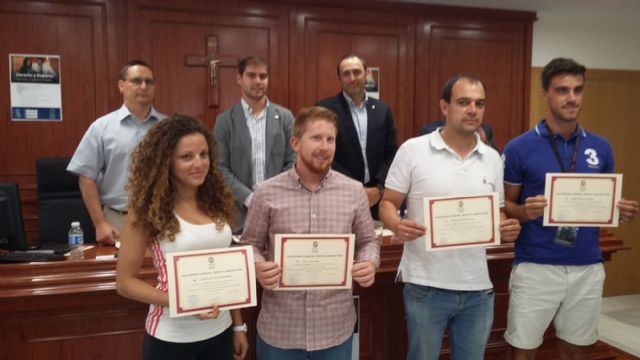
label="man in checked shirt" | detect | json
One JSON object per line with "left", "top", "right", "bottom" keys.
{"left": 240, "top": 106, "right": 380, "bottom": 359}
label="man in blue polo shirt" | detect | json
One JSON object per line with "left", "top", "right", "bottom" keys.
{"left": 502, "top": 57, "right": 639, "bottom": 359}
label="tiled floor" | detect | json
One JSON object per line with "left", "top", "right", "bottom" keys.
{"left": 600, "top": 294, "right": 640, "bottom": 357}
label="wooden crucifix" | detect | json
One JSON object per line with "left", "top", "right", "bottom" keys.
{"left": 185, "top": 35, "right": 238, "bottom": 108}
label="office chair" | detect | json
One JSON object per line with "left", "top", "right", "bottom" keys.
{"left": 36, "top": 157, "right": 96, "bottom": 244}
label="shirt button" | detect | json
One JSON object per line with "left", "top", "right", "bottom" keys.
{"left": 307, "top": 308, "right": 312, "bottom": 313}
{"left": 311, "top": 213, "right": 316, "bottom": 219}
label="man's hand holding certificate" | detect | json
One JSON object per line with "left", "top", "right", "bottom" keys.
{"left": 166, "top": 245, "right": 257, "bottom": 318}
{"left": 273, "top": 234, "right": 355, "bottom": 290}
{"left": 543, "top": 173, "right": 622, "bottom": 227}
{"left": 423, "top": 193, "right": 501, "bottom": 251}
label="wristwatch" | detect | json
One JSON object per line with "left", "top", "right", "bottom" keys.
{"left": 377, "top": 183, "right": 384, "bottom": 197}
{"left": 233, "top": 323, "right": 248, "bottom": 332}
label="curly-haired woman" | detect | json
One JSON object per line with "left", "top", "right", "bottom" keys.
{"left": 116, "top": 114, "right": 248, "bottom": 360}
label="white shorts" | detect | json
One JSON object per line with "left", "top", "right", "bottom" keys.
{"left": 504, "top": 262, "right": 605, "bottom": 349}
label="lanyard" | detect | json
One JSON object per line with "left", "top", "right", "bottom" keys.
{"left": 545, "top": 123, "right": 579, "bottom": 173}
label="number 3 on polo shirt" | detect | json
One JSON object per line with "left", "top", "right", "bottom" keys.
{"left": 584, "top": 148, "right": 599, "bottom": 166}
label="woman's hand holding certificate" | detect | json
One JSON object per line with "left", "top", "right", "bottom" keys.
{"left": 193, "top": 305, "right": 221, "bottom": 320}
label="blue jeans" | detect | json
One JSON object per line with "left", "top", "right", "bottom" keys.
{"left": 403, "top": 283, "right": 494, "bottom": 360}
{"left": 256, "top": 333, "right": 353, "bottom": 360}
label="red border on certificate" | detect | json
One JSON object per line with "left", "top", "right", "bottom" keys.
{"left": 547, "top": 174, "right": 619, "bottom": 226}
{"left": 275, "top": 234, "right": 354, "bottom": 290}
{"left": 172, "top": 247, "right": 253, "bottom": 315}
{"left": 425, "top": 194, "right": 499, "bottom": 250}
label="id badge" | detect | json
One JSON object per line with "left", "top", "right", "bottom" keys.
{"left": 554, "top": 226, "right": 579, "bottom": 247}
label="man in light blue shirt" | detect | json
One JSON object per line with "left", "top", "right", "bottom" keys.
{"left": 68, "top": 60, "right": 165, "bottom": 245}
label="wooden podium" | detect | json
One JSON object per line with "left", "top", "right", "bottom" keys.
{"left": 0, "top": 233, "right": 628, "bottom": 360}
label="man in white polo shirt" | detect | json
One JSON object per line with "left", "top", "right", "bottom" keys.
{"left": 379, "top": 74, "right": 520, "bottom": 360}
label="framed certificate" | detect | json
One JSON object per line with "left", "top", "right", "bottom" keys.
{"left": 274, "top": 234, "right": 355, "bottom": 290}
{"left": 423, "top": 193, "right": 500, "bottom": 251}
{"left": 166, "top": 245, "right": 257, "bottom": 318}
{"left": 543, "top": 173, "right": 622, "bottom": 227}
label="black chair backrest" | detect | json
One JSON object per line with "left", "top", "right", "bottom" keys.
{"left": 36, "top": 157, "right": 96, "bottom": 244}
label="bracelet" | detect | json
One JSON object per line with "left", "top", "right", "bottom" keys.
{"left": 233, "top": 323, "right": 247, "bottom": 332}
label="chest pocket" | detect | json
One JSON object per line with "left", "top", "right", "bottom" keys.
{"left": 476, "top": 172, "right": 498, "bottom": 193}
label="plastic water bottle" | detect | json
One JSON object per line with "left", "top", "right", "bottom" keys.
{"left": 68, "top": 221, "right": 84, "bottom": 246}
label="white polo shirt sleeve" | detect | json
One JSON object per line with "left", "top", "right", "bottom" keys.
{"left": 384, "top": 139, "right": 413, "bottom": 194}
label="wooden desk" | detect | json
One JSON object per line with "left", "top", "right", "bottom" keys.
{"left": 0, "top": 246, "right": 154, "bottom": 360}
{"left": 0, "top": 235, "right": 628, "bottom": 360}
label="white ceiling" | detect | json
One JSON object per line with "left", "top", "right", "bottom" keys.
{"left": 392, "top": 0, "right": 640, "bottom": 17}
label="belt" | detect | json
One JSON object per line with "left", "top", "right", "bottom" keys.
{"left": 108, "top": 207, "right": 128, "bottom": 215}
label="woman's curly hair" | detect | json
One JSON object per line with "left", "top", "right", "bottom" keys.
{"left": 127, "top": 114, "right": 236, "bottom": 242}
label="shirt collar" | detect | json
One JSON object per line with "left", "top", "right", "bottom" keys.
{"left": 118, "top": 104, "right": 163, "bottom": 123}
{"left": 287, "top": 165, "right": 333, "bottom": 191}
{"left": 241, "top": 98, "right": 269, "bottom": 117}
{"left": 429, "top": 127, "right": 487, "bottom": 155}
{"left": 534, "top": 119, "right": 586, "bottom": 139}
{"left": 343, "top": 91, "right": 368, "bottom": 109}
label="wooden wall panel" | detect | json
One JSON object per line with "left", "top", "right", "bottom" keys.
{"left": 128, "top": 0, "right": 288, "bottom": 129}
{"left": 416, "top": 16, "right": 532, "bottom": 150}
{"left": 530, "top": 67, "right": 640, "bottom": 296}
{"left": 6, "top": 309, "right": 146, "bottom": 360}
{"left": 0, "top": 1, "right": 110, "bottom": 175}
{"left": 0, "top": 0, "right": 116, "bottom": 243}
{"left": 289, "top": 6, "right": 416, "bottom": 141}
{"left": 1, "top": 0, "right": 534, "bottom": 245}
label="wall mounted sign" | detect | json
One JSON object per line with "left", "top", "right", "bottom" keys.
{"left": 9, "top": 53, "right": 62, "bottom": 121}
{"left": 365, "top": 67, "right": 379, "bottom": 99}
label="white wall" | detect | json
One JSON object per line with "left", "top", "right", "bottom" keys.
{"left": 532, "top": 3, "right": 640, "bottom": 70}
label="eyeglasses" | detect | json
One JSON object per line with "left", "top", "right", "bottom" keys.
{"left": 125, "top": 77, "right": 155, "bottom": 86}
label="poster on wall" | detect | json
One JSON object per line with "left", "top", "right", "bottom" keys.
{"left": 9, "top": 54, "right": 62, "bottom": 121}
{"left": 365, "top": 67, "right": 379, "bottom": 99}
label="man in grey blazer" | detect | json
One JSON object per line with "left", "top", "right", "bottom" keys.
{"left": 214, "top": 56, "right": 295, "bottom": 231}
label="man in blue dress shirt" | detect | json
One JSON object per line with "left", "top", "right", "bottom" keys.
{"left": 68, "top": 60, "right": 165, "bottom": 245}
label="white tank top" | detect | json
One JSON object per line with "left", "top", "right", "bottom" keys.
{"left": 145, "top": 213, "right": 233, "bottom": 342}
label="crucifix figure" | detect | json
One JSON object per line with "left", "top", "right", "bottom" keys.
{"left": 185, "top": 35, "right": 237, "bottom": 107}
{"left": 209, "top": 55, "right": 221, "bottom": 86}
